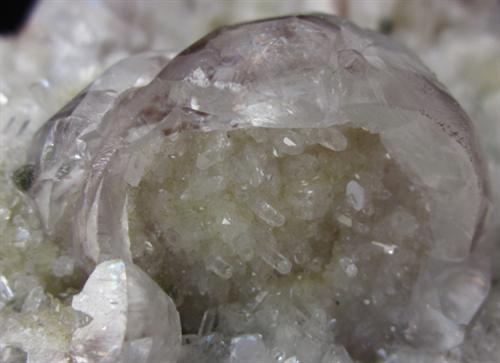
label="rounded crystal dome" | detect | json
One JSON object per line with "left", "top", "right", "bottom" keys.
{"left": 23, "top": 15, "right": 489, "bottom": 363}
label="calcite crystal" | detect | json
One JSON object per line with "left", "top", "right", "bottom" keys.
{"left": 18, "top": 14, "right": 488, "bottom": 363}
{"left": 71, "top": 260, "right": 181, "bottom": 363}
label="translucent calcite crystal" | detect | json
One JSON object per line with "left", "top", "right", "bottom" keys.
{"left": 20, "top": 14, "right": 488, "bottom": 363}
{"left": 70, "top": 260, "right": 181, "bottom": 363}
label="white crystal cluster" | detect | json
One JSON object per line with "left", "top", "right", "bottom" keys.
{"left": 129, "top": 126, "right": 432, "bottom": 362}
{"left": 0, "top": 5, "right": 498, "bottom": 363}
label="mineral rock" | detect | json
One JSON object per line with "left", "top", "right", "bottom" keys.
{"left": 19, "top": 14, "right": 489, "bottom": 363}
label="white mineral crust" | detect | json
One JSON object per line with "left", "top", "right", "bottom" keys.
{"left": 70, "top": 260, "right": 181, "bottom": 363}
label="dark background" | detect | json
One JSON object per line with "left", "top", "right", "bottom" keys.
{"left": 0, "top": 0, "right": 37, "bottom": 35}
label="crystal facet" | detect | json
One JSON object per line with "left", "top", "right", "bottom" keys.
{"left": 70, "top": 260, "right": 181, "bottom": 363}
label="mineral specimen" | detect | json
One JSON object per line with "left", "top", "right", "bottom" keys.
{"left": 8, "top": 14, "right": 490, "bottom": 363}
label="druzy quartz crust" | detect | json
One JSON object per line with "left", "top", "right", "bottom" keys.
{"left": 12, "top": 14, "right": 490, "bottom": 363}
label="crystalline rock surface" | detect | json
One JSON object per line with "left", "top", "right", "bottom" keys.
{"left": 15, "top": 14, "right": 490, "bottom": 363}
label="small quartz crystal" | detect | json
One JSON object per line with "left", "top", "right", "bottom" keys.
{"left": 0, "top": 275, "right": 15, "bottom": 311}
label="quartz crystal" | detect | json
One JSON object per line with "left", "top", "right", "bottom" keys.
{"left": 14, "top": 14, "right": 489, "bottom": 363}
{"left": 0, "top": 275, "right": 15, "bottom": 311}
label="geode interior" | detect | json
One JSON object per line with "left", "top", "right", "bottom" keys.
{"left": 18, "top": 14, "right": 489, "bottom": 363}
{"left": 126, "top": 125, "right": 435, "bottom": 362}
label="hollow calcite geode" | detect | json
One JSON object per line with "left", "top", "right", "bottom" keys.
{"left": 22, "top": 14, "right": 489, "bottom": 363}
